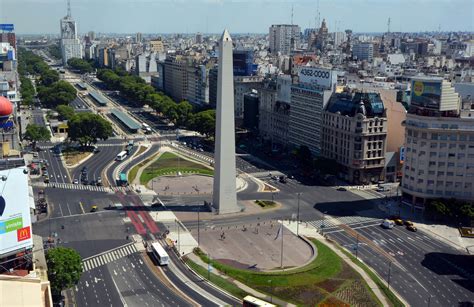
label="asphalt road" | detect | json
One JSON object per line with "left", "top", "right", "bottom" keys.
{"left": 325, "top": 221, "right": 474, "bottom": 306}
{"left": 31, "top": 108, "right": 46, "bottom": 126}
{"left": 71, "top": 145, "right": 122, "bottom": 183}
{"left": 69, "top": 97, "right": 90, "bottom": 112}
{"left": 38, "top": 145, "right": 71, "bottom": 184}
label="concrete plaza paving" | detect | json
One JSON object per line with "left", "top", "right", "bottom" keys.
{"left": 192, "top": 224, "right": 314, "bottom": 271}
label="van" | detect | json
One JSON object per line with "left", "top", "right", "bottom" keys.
{"left": 381, "top": 219, "right": 395, "bottom": 229}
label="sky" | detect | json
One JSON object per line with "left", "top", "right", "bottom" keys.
{"left": 0, "top": 0, "right": 473, "bottom": 34}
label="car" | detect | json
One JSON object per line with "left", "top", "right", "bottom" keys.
{"left": 73, "top": 179, "right": 79, "bottom": 184}
{"left": 96, "top": 178, "right": 103, "bottom": 186}
{"left": 394, "top": 219, "right": 403, "bottom": 226}
{"left": 89, "top": 180, "right": 97, "bottom": 186}
{"left": 406, "top": 225, "right": 418, "bottom": 232}
{"left": 198, "top": 148, "right": 204, "bottom": 152}
{"left": 381, "top": 219, "right": 395, "bottom": 229}
{"left": 43, "top": 170, "right": 49, "bottom": 176}
{"left": 376, "top": 187, "right": 386, "bottom": 192}
{"left": 337, "top": 187, "right": 347, "bottom": 191}
{"left": 44, "top": 177, "right": 50, "bottom": 184}
{"left": 404, "top": 220, "right": 414, "bottom": 227}
{"left": 82, "top": 179, "right": 89, "bottom": 185}
{"left": 90, "top": 205, "right": 98, "bottom": 212}
{"left": 81, "top": 166, "right": 88, "bottom": 173}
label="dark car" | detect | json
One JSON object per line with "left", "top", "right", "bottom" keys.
{"left": 337, "top": 187, "right": 347, "bottom": 191}
{"left": 82, "top": 179, "right": 89, "bottom": 185}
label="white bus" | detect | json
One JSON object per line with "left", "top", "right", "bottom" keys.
{"left": 142, "top": 122, "right": 150, "bottom": 129}
{"left": 116, "top": 151, "right": 128, "bottom": 161}
{"left": 151, "top": 242, "right": 169, "bottom": 265}
{"left": 243, "top": 295, "right": 276, "bottom": 307}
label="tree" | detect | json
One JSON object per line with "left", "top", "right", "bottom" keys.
{"left": 37, "top": 80, "right": 77, "bottom": 108}
{"left": 67, "top": 58, "right": 93, "bottom": 73}
{"left": 68, "top": 113, "right": 113, "bottom": 147}
{"left": 46, "top": 247, "right": 82, "bottom": 296}
{"left": 189, "top": 110, "right": 216, "bottom": 137}
{"left": 40, "top": 69, "right": 60, "bottom": 86}
{"left": 176, "top": 101, "right": 193, "bottom": 126}
{"left": 24, "top": 124, "right": 51, "bottom": 148}
{"left": 55, "top": 105, "right": 75, "bottom": 121}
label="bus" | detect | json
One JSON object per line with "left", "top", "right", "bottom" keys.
{"left": 142, "top": 122, "right": 150, "bottom": 129}
{"left": 118, "top": 172, "right": 128, "bottom": 186}
{"left": 116, "top": 151, "right": 128, "bottom": 161}
{"left": 242, "top": 295, "right": 276, "bottom": 307}
{"left": 151, "top": 242, "right": 169, "bottom": 265}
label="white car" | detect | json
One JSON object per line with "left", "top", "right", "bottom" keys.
{"left": 73, "top": 179, "right": 79, "bottom": 184}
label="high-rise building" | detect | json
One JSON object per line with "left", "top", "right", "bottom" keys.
{"left": 321, "top": 91, "right": 387, "bottom": 184}
{"left": 136, "top": 32, "right": 142, "bottom": 43}
{"left": 352, "top": 42, "right": 374, "bottom": 62}
{"left": 208, "top": 66, "right": 218, "bottom": 107}
{"left": 59, "top": 1, "right": 82, "bottom": 65}
{"left": 288, "top": 66, "right": 336, "bottom": 155}
{"left": 243, "top": 91, "right": 259, "bottom": 131}
{"left": 149, "top": 38, "right": 164, "bottom": 53}
{"left": 401, "top": 77, "right": 474, "bottom": 208}
{"left": 88, "top": 31, "right": 95, "bottom": 41}
{"left": 195, "top": 33, "right": 203, "bottom": 44}
{"left": 233, "top": 49, "right": 257, "bottom": 76}
{"left": 234, "top": 75, "right": 263, "bottom": 119}
{"left": 213, "top": 30, "right": 239, "bottom": 214}
{"left": 269, "top": 24, "right": 301, "bottom": 55}
{"left": 0, "top": 32, "right": 16, "bottom": 51}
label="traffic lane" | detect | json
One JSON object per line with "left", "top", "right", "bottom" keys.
{"left": 113, "top": 253, "right": 190, "bottom": 307}
{"left": 354, "top": 226, "right": 467, "bottom": 306}
{"left": 121, "top": 144, "right": 160, "bottom": 174}
{"left": 38, "top": 148, "right": 69, "bottom": 184}
{"left": 156, "top": 237, "right": 236, "bottom": 306}
{"left": 75, "top": 266, "right": 123, "bottom": 307}
{"left": 327, "top": 229, "right": 429, "bottom": 306}
{"left": 369, "top": 226, "right": 474, "bottom": 303}
{"left": 71, "top": 145, "right": 121, "bottom": 182}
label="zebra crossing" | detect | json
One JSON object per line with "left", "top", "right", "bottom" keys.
{"left": 82, "top": 243, "right": 138, "bottom": 272}
{"left": 44, "top": 182, "right": 133, "bottom": 193}
{"left": 307, "top": 216, "right": 383, "bottom": 230}
{"left": 37, "top": 143, "right": 125, "bottom": 150}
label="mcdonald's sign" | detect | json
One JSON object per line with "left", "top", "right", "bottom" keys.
{"left": 17, "top": 226, "right": 31, "bottom": 242}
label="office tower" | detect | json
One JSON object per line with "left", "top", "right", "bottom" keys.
{"left": 195, "top": 32, "right": 203, "bottom": 44}
{"left": 88, "top": 31, "right": 95, "bottom": 41}
{"left": 60, "top": 0, "right": 82, "bottom": 65}
{"left": 269, "top": 24, "right": 301, "bottom": 55}
{"left": 213, "top": 30, "right": 239, "bottom": 214}
{"left": 136, "top": 32, "right": 142, "bottom": 43}
{"left": 352, "top": 42, "right": 374, "bottom": 62}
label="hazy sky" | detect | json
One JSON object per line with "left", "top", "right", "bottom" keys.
{"left": 1, "top": 0, "right": 473, "bottom": 34}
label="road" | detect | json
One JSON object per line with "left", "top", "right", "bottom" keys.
{"left": 38, "top": 144, "right": 70, "bottom": 184}
{"left": 323, "top": 220, "right": 474, "bottom": 306}
{"left": 69, "top": 96, "right": 90, "bottom": 112}
{"left": 71, "top": 144, "right": 123, "bottom": 183}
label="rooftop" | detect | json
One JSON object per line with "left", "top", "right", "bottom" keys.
{"left": 326, "top": 92, "right": 385, "bottom": 117}
{"left": 111, "top": 109, "right": 141, "bottom": 130}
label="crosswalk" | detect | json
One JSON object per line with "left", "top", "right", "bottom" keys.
{"left": 82, "top": 244, "right": 138, "bottom": 272}
{"left": 307, "top": 216, "right": 383, "bottom": 230}
{"left": 37, "top": 143, "right": 127, "bottom": 150}
{"left": 44, "top": 182, "right": 133, "bottom": 193}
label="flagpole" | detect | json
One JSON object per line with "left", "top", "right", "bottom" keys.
{"left": 280, "top": 223, "right": 284, "bottom": 268}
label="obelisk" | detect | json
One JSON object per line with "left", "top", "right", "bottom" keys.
{"left": 213, "top": 30, "right": 239, "bottom": 214}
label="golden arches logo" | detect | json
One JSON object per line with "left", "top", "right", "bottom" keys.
{"left": 413, "top": 81, "right": 424, "bottom": 96}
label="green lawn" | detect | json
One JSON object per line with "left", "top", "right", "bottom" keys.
{"left": 128, "top": 153, "right": 159, "bottom": 183}
{"left": 194, "top": 239, "right": 381, "bottom": 306}
{"left": 140, "top": 152, "right": 213, "bottom": 185}
{"left": 338, "top": 247, "right": 404, "bottom": 307}
{"left": 185, "top": 257, "right": 249, "bottom": 299}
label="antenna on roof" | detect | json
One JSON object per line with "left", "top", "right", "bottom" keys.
{"left": 291, "top": 4, "right": 294, "bottom": 25}
{"left": 67, "top": 0, "right": 71, "bottom": 17}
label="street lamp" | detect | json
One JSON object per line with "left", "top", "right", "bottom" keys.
{"left": 296, "top": 193, "right": 302, "bottom": 236}
{"left": 268, "top": 280, "right": 273, "bottom": 303}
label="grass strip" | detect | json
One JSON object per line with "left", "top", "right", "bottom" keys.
{"left": 338, "top": 247, "right": 405, "bottom": 307}
{"left": 128, "top": 153, "right": 159, "bottom": 183}
{"left": 185, "top": 258, "right": 249, "bottom": 299}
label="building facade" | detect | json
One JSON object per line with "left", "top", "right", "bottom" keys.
{"left": 321, "top": 91, "right": 387, "bottom": 184}
{"left": 352, "top": 42, "right": 374, "bottom": 62}
{"left": 401, "top": 77, "right": 474, "bottom": 208}
{"left": 269, "top": 24, "right": 301, "bottom": 55}
{"left": 234, "top": 75, "right": 263, "bottom": 119}
{"left": 59, "top": 12, "right": 82, "bottom": 64}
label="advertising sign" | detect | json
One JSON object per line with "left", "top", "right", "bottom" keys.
{"left": 0, "top": 167, "right": 33, "bottom": 256}
{"left": 0, "top": 24, "right": 14, "bottom": 32}
{"left": 411, "top": 80, "right": 442, "bottom": 110}
{"left": 298, "top": 66, "right": 335, "bottom": 89}
{"left": 399, "top": 147, "right": 405, "bottom": 164}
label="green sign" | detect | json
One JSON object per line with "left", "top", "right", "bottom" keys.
{"left": 4, "top": 217, "right": 23, "bottom": 233}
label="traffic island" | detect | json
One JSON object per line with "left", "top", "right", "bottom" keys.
{"left": 186, "top": 236, "right": 382, "bottom": 306}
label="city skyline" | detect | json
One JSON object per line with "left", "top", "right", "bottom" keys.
{"left": 0, "top": 0, "right": 473, "bottom": 35}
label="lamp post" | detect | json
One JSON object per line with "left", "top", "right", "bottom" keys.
{"left": 296, "top": 192, "right": 302, "bottom": 236}
{"left": 197, "top": 206, "right": 200, "bottom": 246}
{"left": 268, "top": 280, "right": 273, "bottom": 303}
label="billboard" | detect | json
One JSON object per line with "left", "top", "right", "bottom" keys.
{"left": 298, "top": 66, "right": 336, "bottom": 89}
{"left": 0, "top": 167, "right": 33, "bottom": 256}
{"left": 410, "top": 80, "right": 442, "bottom": 110}
{"left": 0, "top": 24, "right": 14, "bottom": 32}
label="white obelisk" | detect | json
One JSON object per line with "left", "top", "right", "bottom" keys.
{"left": 213, "top": 30, "right": 239, "bottom": 214}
